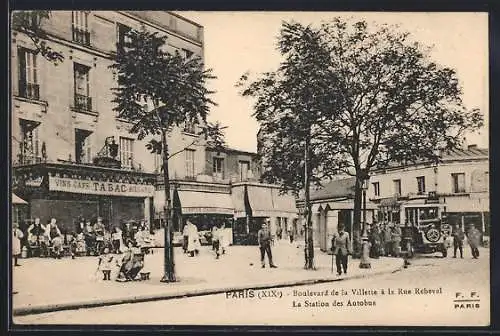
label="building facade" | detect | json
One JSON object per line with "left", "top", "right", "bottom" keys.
{"left": 11, "top": 11, "right": 205, "bottom": 232}
{"left": 369, "top": 146, "right": 489, "bottom": 237}
{"left": 297, "top": 177, "right": 377, "bottom": 252}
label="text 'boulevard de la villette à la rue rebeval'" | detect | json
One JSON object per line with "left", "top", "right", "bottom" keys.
{"left": 288, "top": 287, "right": 444, "bottom": 308}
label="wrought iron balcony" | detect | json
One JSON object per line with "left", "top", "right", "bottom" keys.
{"left": 18, "top": 82, "right": 40, "bottom": 100}
{"left": 74, "top": 94, "right": 92, "bottom": 111}
{"left": 72, "top": 28, "right": 91, "bottom": 46}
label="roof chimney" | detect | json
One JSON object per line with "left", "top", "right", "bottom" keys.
{"left": 468, "top": 144, "right": 478, "bottom": 150}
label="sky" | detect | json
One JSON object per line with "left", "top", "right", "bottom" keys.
{"left": 178, "top": 12, "right": 489, "bottom": 153}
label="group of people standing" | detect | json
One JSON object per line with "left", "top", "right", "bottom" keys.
{"left": 450, "top": 223, "right": 482, "bottom": 259}
{"left": 181, "top": 221, "right": 229, "bottom": 259}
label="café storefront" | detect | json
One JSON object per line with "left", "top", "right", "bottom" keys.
{"left": 12, "top": 162, "right": 156, "bottom": 233}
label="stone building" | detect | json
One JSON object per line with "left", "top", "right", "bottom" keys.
{"left": 11, "top": 11, "right": 206, "bottom": 232}
{"left": 369, "top": 145, "right": 489, "bottom": 237}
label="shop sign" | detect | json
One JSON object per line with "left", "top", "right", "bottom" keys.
{"left": 182, "top": 207, "right": 235, "bottom": 215}
{"left": 49, "top": 176, "right": 155, "bottom": 197}
{"left": 25, "top": 176, "right": 43, "bottom": 187}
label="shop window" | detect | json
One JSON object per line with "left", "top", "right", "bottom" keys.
{"left": 19, "top": 119, "right": 41, "bottom": 164}
{"left": 185, "top": 149, "right": 195, "bottom": 178}
{"left": 213, "top": 157, "right": 224, "bottom": 179}
{"left": 73, "top": 63, "right": 92, "bottom": 111}
{"left": 393, "top": 179, "right": 401, "bottom": 196}
{"left": 18, "top": 48, "right": 39, "bottom": 100}
{"left": 75, "top": 129, "right": 93, "bottom": 164}
{"left": 72, "top": 11, "right": 90, "bottom": 46}
{"left": 451, "top": 173, "right": 466, "bottom": 193}
{"left": 119, "top": 137, "right": 134, "bottom": 169}
{"left": 372, "top": 182, "right": 380, "bottom": 196}
{"left": 416, "top": 176, "right": 426, "bottom": 194}
{"left": 239, "top": 161, "right": 250, "bottom": 181}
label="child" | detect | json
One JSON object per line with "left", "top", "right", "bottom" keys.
{"left": 97, "top": 247, "right": 118, "bottom": 281}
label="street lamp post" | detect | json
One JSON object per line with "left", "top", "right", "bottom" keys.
{"left": 359, "top": 176, "right": 371, "bottom": 269}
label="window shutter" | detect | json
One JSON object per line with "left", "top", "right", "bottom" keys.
{"left": 18, "top": 48, "right": 26, "bottom": 95}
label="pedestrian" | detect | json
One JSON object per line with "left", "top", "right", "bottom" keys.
{"left": 12, "top": 222, "right": 24, "bottom": 266}
{"left": 391, "top": 224, "right": 402, "bottom": 258}
{"left": 258, "top": 220, "right": 277, "bottom": 268}
{"left": 331, "top": 223, "right": 351, "bottom": 276}
{"left": 46, "top": 218, "right": 63, "bottom": 259}
{"left": 182, "top": 222, "right": 189, "bottom": 253}
{"left": 27, "top": 218, "right": 46, "bottom": 257}
{"left": 451, "top": 224, "right": 465, "bottom": 258}
{"left": 111, "top": 226, "right": 123, "bottom": 254}
{"left": 212, "top": 225, "right": 221, "bottom": 259}
{"left": 277, "top": 225, "right": 283, "bottom": 240}
{"left": 466, "top": 224, "right": 481, "bottom": 259}
{"left": 97, "top": 247, "right": 118, "bottom": 281}
{"left": 369, "top": 225, "right": 381, "bottom": 259}
{"left": 289, "top": 227, "right": 294, "bottom": 243}
{"left": 186, "top": 221, "right": 201, "bottom": 257}
{"left": 219, "top": 222, "right": 228, "bottom": 255}
{"left": 383, "top": 223, "right": 392, "bottom": 256}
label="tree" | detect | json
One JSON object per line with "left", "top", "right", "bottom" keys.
{"left": 11, "top": 11, "right": 64, "bottom": 64}
{"left": 238, "top": 22, "right": 344, "bottom": 269}
{"left": 239, "top": 18, "right": 483, "bottom": 258}
{"left": 110, "top": 28, "right": 219, "bottom": 282}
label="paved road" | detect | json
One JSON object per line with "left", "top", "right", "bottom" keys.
{"left": 15, "top": 249, "right": 489, "bottom": 326}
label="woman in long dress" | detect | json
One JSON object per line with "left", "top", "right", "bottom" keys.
{"left": 12, "top": 223, "right": 24, "bottom": 266}
{"left": 186, "top": 221, "right": 201, "bottom": 257}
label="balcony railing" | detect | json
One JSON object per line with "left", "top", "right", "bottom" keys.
{"left": 74, "top": 94, "right": 92, "bottom": 111}
{"left": 15, "top": 155, "right": 43, "bottom": 166}
{"left": 72, "top": 28, "right": 91, "bottom": 46}
{"left": 18, "top": 82, "right": 40, "bottom": 100}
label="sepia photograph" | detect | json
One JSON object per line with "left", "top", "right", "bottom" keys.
{"left": 9, "top": 10, "right": 489, "bottom": 327}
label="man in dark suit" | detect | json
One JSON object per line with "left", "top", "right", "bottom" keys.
{"left": 452, "top": 224, "right": 465, "bottom": 258}
{"left": 258, "top": 220, "right": 277, "bottom": 268}
{"left": 331, "top": 223, "right": 351, "bottom": 276}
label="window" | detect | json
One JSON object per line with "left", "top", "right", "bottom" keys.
{"left": 185, "top": 149, "right": 195, "bottom": 178}
{"left": 213, "top": 157, "right": 224, "bottom": 179}
{"left": 451, "top": 173, "right": 466, "bottom": 193}
{"left": 417, "top": 176, "right": 426, "bottom": 194}
{"left": 72, "top": 11, "right": 90, "bottom": 45}
{"left": 18, "top": 48, "right": 39, "bottom": 100}
{"left": 73, "top": 63, "right": 92, "bottom": 111}
{"left": 117, "top": 23, "right": 132, "bottom": 50}
{"left": 75, "top": 129, "right": 93, "bottom": 164}
{"left": 183, "top": 120, "right": 196, "bottom": 134}
{"left": 372, "top": 182, "right": 380, "bottom": 196}
{"left": 182, "top": 48, "right": 194, "bottom": 59}
{"left": 119, "top": 137, "right": 134, "bottom": 169}
{"left": 393, "top": 179, "right": 401, "bottom": 196}
{"left": 239, "top": 161, "right": 250, "bottom": 181}
{"left": 19, "top": 119, "right": 40, "bottom": 164}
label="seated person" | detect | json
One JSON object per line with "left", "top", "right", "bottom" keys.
{"left": 116, "top": 240, "right": 144, "bottom": 282}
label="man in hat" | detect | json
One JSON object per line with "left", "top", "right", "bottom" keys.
{"left": 331, "top": 223, "right": 351, "bottom": 276}
{"left": 452, "top": 224, "right": 465, "bottom": 258}
{"left": 258, "top": 220, "right": 277, "bottom": 268}
{"left": 466, "top": 224, "right": 481, "bottom": 259}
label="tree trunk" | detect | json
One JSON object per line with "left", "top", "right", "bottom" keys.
{"left": 160, "top": 128, "right": 176, "bottom": 282}
{"left": 352, "top": 172, "right": 363, "bottom": 258}
{"left": 304, "top": 135, "right": 314, "bottom": 269}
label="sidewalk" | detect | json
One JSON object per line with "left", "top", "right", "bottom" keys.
{"left": 13, "top": 240, "right": 403, "bottom": 315}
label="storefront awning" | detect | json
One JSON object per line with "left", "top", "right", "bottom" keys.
{"left": 178, "top": 191, "right": 234, "bottom": 215}
{"left": 246, "top": 185, "right": 298, "bottom": 218}
{"left": 12, "top": 193, "right": 28, "bottom": 205}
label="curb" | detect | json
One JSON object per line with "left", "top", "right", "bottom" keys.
{"left": 13, "top": 261, "right": 403, "bottom": 316}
